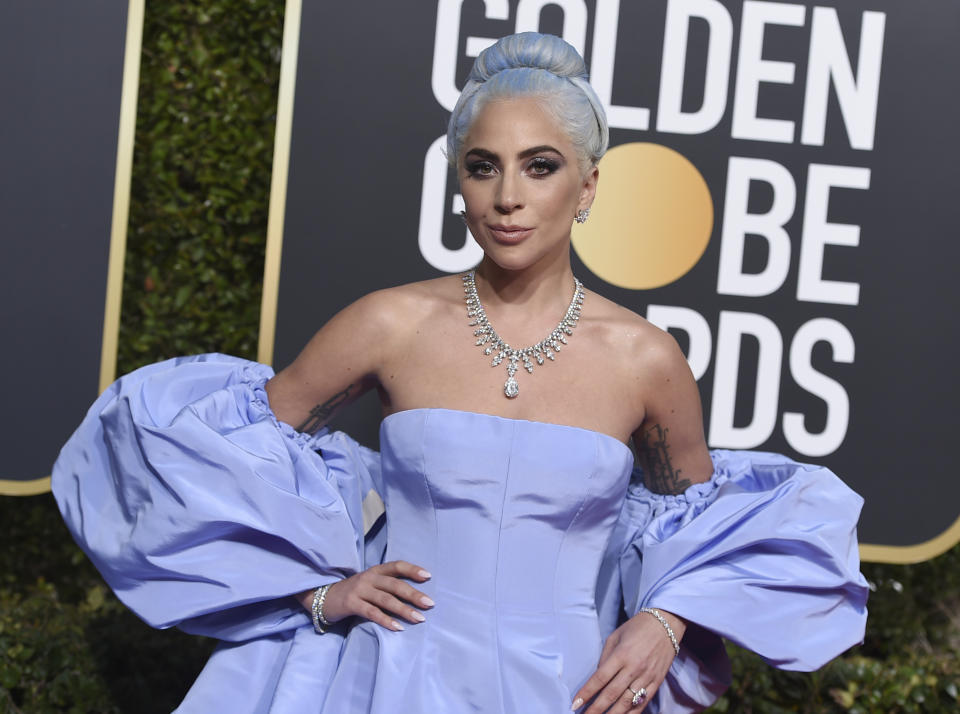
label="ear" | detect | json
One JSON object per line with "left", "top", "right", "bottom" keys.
{"left": 578, "top": 164, "right": 599, "bottom": 211}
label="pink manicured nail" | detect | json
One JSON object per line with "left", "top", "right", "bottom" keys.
{"left": 420, "top": 596, "right": 435, "bottom": 607}
{"left": 410, "top": 611, "right": 426, "bottom": 623}
{"left": 392, "top": 621, "right": 405, "bottom": 631}
{"left": 571, "top": 697, "right": 583, "bottom": 710}
{"left": 418, "top": 569, "right": 432, "bottom": 579}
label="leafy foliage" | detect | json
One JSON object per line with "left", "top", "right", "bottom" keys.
{"left": 0, "top": 496, "right": 213, "bottom": 714}
{"left": 118, "top": 0, "right": 283, "bottom": 371}
{"left": 707, "top": 643, "right": 960, "bottom": 714}
{"left": 703, "top": 549, "right": 960, "bottom": 714}
{"left": 3, "top": 1, "right": 959, "bottom": 712}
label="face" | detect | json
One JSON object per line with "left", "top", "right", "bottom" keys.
{"left": 459, "top": 97, "right": 598, "bottom": 273}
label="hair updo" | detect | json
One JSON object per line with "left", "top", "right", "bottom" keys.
{"left": 446, "top": 32, "right": 609, "bottom": 171}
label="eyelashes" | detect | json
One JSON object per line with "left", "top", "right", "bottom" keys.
{"left": 465, "top": 160, "right": 496, "bottom": 177}
{"left": 528, "top": 157, "right": 560, "bottom": 176}
{"left": 464, "top": 157, "right": 562, "bottom": 179}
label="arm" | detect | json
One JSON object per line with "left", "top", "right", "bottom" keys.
{"left": 265, "top": 290, "right": 391, "bottom": 434}
{"left": 266, "top": 290, "right": 436, "bottom": 631}
{"left": 632, "top": 331, "right": 713, "bottom": 495}
{"left": 50, "top": 355, "right": 375, "bottom": 641}
{"left": 575, "top": 330, "right": 712, "bottom": 713}
{"left": 579, "top": 331, "right": 867, "bottom": 712}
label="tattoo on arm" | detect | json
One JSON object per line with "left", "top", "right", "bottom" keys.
{"left": 295, "top": 385, "right": 355, "bottom": 434}
{"left": 637, "top": 424, "right": 691, "bottom": 495}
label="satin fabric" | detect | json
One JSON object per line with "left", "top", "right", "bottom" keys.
{"left": 52, "top": 354, "right": 868, "bottom": 713}
{"left": 321, "top": 407, "right": 634, "bottom": 711}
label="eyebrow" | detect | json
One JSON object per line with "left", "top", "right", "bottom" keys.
{"left": 464, "top": 145, "right": 565, "bottom": 161}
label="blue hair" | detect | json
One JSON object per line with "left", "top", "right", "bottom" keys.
{"left": 446, "top": 32, "right": 609, "bottom": 170}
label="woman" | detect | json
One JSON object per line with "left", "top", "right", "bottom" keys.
{"left": 53, "top": 33, "right": 867, "bottom": 713}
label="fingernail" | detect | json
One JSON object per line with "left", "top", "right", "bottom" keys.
{"left": 420, "top": 596, "right": 435, "bottom": 607}
{"left": 392, "top": 621, "right": 405, "bottom": 631}
{"left": 418, "top": 569, "right": 432, "bottom": 579}
{"left": 411, "top": 611, "right": 426, "bottom": 623}
{"left": 571, "top": 698, "right": 583, "bottom": 710}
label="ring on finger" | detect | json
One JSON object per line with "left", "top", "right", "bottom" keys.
{"left": 626, "top": 685, "right": 647, "bottom": 707}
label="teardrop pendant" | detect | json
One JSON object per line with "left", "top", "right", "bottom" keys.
{"left": 463, "top": 271, "right": 583, "bottom": 400}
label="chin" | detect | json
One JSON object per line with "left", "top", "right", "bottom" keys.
{"left": 479, "top": 247, "right": 551, "bottom": 274}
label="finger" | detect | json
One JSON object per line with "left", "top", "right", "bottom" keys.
{"left": 583, "top": 665, "right": 638, "bottom": 714}
{"left": 379, "top": 560, "right": 432, "bottom": 581}
{"left": 604, "top": 668, "right": 664, "bottom": 714}
{"left": 622, "top": 678, "right": 659, "bottom": 714}
{"left": 374, "top": 575, "right": 435, "bottom": 609}
{"left": 368, "top": 588, "right": 427, "bottom": 624}
{"left": 633, "top": 680, "right": 658, "bottom": 714}
{"left": 355, "top": 599, "right": 405, "bottom": 632}
{"left": 571, "top": 657, "right": 622, "bottom": 712}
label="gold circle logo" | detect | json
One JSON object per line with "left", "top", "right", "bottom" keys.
{"left": 572, "top": 142, "right": 713, "bottom": 290}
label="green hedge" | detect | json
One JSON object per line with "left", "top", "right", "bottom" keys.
{"left": 1, "top": 498, "right": 214, "bottom": 714}
{"left": 3, "top": 1, "right": 958, "bottom": 712}
{"left": 118, "top": 1, "right": 282, "bottom": 371}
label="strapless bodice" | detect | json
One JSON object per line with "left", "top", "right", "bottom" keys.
{"left": 378, "top": 408, "right": 634, "bottom": 613}
{"left": 322, "top": 408, "right": 635, "bottom": 712}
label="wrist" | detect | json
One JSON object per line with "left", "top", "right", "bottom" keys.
{"left": 654, "top": 608, "right": 686, "bottom": 642}
{"left": 294, "top": 588, "right": 316, "bottom": 612}
{"left": 311, "top": 583, "right": 335, "bottom": 634}
{"left": 638, "top": 607, "right": 683, "bottom": 655}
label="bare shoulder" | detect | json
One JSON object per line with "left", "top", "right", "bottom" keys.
{"left": 375, "top": 275, "right": 463, "bottom": 310}
{"left": 328, "top": 276, "right": 458, "bottom": 330}
{"left": 581, "top": 288, "right": 686, "bottom": 378}
{"left": 584, "top": 291, "right": 713, "bottom": 491}
{"left": 351, "top": 276, "right": 462, "bottom": 336}
{"left": 266, "top": 276, "right": 462, "bottom": 432}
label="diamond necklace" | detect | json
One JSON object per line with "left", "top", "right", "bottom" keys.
{"left": 462, "top": 270, "right": 584, "bottom": 399}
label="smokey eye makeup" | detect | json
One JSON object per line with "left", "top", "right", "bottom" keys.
{"left": 462, "top": 146, "right": 565, "bottom": 179}
{"left": 527, "top": 156, "right": 561, "bottom": 176}
{"left": 465, "top": 159, "right": 496, "bottom": 177}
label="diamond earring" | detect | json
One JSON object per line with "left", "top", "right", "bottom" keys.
{"left": 575, "top": 208, "right": 590, "bottom": 224}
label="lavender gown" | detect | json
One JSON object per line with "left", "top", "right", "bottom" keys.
{"left": 52, "top": 354, "right": 868, "bottom": 713}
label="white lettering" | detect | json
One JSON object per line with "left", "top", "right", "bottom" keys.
{"left": 708, "top": 310, "right": 784, "bottom": 448}
{"left": 717, "top": 156, "right": 795, "bottom": 297}
{"left": 418, "top": 136, "right": 483, "bottom": 271}
{"left": 802, "top": 8, "right": 886, "bottom": 150}
{"left": 731, "top": 1, "right": 806, "bottom": 142}
{"left": 783, "top": 318, "right": 854, "bottom": 456}
{"left": 657, "top": 0, "right": 733, "bottom": 135}
{"left": 797, "top": 164, "right": 869, "bottom": 305}
{"left": 590, "top": 0, "right": 651, "bottom": 130}
{"left": 432, "top": 0, "right": 510, "bottom": 112}
{"left": 515, "top": 0, "right": 588, "bottom": 55}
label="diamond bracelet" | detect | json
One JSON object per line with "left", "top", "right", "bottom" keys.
{"left": 639, "top": 607, "right": 680, "bottom": 655}
{"left": 311, "top": 583, "right": 333, "bottom": 634}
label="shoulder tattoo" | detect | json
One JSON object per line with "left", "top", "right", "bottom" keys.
{"left": 295, "top": 384, "right": 355, "bottom": 434}
{"left": 637, "top": 423, "right": 692, "bottom": 495}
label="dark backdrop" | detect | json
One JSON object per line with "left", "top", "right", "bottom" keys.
{"left": 273, "top": 0, "right": 960, "bottom": 550}
{"left": 0, "top": 2, "right": 128, "bottom": 486}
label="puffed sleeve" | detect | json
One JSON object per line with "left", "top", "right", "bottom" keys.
{"left": 597, "top": 449, "right": 869, "bottom": 713}
{"left": 51, "top": 353, "right": 384, "bottom": 643}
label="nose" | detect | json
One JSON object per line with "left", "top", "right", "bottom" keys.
{"left": 494, "top": 171, "right": 523, "bottom": 214}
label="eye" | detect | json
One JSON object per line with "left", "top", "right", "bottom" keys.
{"left": 466, "top": 160, "right": 497, "bottom": 178}
{"left": 527, "top": 157, "right": 559, "bottom": 177}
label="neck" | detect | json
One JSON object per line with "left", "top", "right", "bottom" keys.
{"left": 474, "top": 250, "right": 576, "bottom": 310}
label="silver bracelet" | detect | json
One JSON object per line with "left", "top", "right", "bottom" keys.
{"left": 639, "top": 607, "right": 680, "bottom": 655}
{"left": 311, "top": 583, "right": 333, "bottom": 634}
